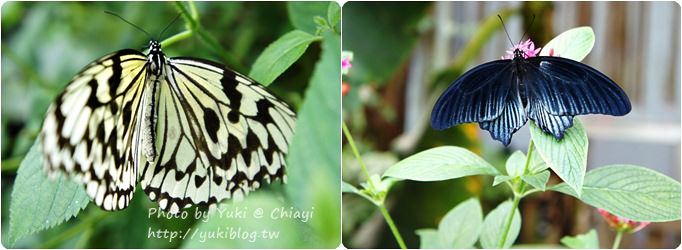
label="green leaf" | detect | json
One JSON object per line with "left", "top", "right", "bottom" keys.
{"left": 530, "top": 117, "right": 588, "bottom": 196}
{"left": 416, "top": 229, "right": 442, "bottom": 249}
{"left": 493, "top": 175, "right": 514, "bottom": 187}
{"left": 384, "top": 146, "right": 500, "bottom": 181}
{"left": 341, "top": 181, "right": 375, "bottom": 205}
{"left": 342, "top": 181, "right": 360, "bottom": 193}
{"left": 560, "top": 229, "right": 599, "bottom": 249}
{"left": 540, "top": 26, "right": 595, "bottom": 62}
{"left": 286, "top": 1, "right": 330, "bottom": 35}
{"left": 521, "top": 170, "right": 550, "bottom": 192}
{"left": 550, "top": 165, "right": 681, "bottom": 222}
{"left": 360, "top": 175, "right": 400, "bottom": 195}
{"left": 479, "top": 200, "right": 521, "bottom": 249}
{"left": 505, "top": 151, "right": 526, "bottom": 177}
{"left": 9, "top": 140, "right": 90, "bottom": 246}
{"left": 249, "top": 30, "right": 321, "bottom": 86}
{"left": 283, "top": 29, "right": 340, "bottom": 247}
{"left": 313, "top": 16, "right": 328, "bottom": 30}
{"left": 438, "top": 198, "right": 482, "bottom": 248}
{"left": 528, "top": 150, "right": 548, "bottom": 174}
{"left": 326, "top": 2, "right": 340, "bottom": 28}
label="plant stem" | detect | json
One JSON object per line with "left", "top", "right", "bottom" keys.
{"left": 341, "top": 121, "right": 376, "bottom": 191}
{"left": 379, "top": 204, "right": 407, "bottom": 249}
{"left": 612, "top": 231, "right": 623, "bottom": 249}
{"left": 523, "top": 140, "right": 535, "bottom": 175}
{"left": 498, "top": 139, "right": 535, "bottom": 248}
{"left": 343, "top": 122, "right": 405, "bottom": 248}
{"left": 498, "top": 195, "right": 520, "bottom": 248}
{"left": 160, "top": 30, "right": 193, "bottom": 48}
{"left": 172, "top": 1, "right": 246, "bottom": 72}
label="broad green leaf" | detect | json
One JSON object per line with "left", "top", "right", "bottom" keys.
{"left": 249, "top": 30, "right": 321, "bottom": 86}
{"left": 528, "top": 150, "right": 548, "bottom": 174}
{"left": 530, "top": 117, "right": 588, "bottom": 196}
{"left": 438, "top": 198, "right": 482, "bottom": 248}
{"left": 342, "top": 181, "right": 360, "bottom": 193}
{"left": 9, "top": 140, "right": 90, "bottom": 247}
{"left": 539, "top": 26, "right": 595, "bottom": 62}
{"left": 479, "top": 200, "right": 521, "bottom": 249}
{"left": 287, "top": 1, "right": 329, "bottom": 35}
{"left": 505, "top": 151, "right": 526, "bottom": 177}
{"left": 521, "top": 170, "right": 550, "bottom": 192}
{"left": 550, "top": 165, "right": 681, "bottom": 222}
{"left": 326, "top": 2, "right": 340, "bottom": 28}
{"left": 493, "top": 175, "right": 514, "bottom": 187}
{"left": 416, "top": 229, "right": 442, "bottom": 249}
{"left": 415, "top": 228, "right": 440, "bottom": 249}
{"left": 283, "top": 29, "right": 340, "bottom": 247}
{"left": 384, "top": 146, "right": 500, "bottom": 181}
{"left": 560, "top": 229, "right": 599, "bottom": 249}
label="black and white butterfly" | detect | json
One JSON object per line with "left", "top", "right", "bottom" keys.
{"left": 431, "top": 31, "right": 630, "bottom": 146}
{"left": 41, "top": 16, "right": 296, "bottom": 213}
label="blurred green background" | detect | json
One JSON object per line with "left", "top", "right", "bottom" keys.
{"left": 1, "top": 1, "right": 340, "bottom": 248}
{"left": 342, "top": 1, "right": 680, "bottom": 249}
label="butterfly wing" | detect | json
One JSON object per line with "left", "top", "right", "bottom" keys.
{"left": 139, "top": 57, "right": 296, "bottom": 213}
{"left": 431, "top": 60, "right": 527, "bottom": 145}
{"left": 524, "top": 56, "right": 631, "bottom": 138}
{"left": 431, "top": 60, "right": 513, "bottom": 128}
{"left": 478, "top": 69, "right": 527, "bottom": 145}
{"left": 41, "top": 49, "right": 149, "bottom": 210}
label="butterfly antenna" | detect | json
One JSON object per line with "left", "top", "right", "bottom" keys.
{"left": 518, "top": 14, "right": 536, "bottom": 44}
{"left": 158, "top": 13, "right": 182, "bottom": 40}
{"left": 104, "top": 11, "right": 153, "bottom": 40}
{"left": 497, "top": 14, "right": 515, "bottom": 47}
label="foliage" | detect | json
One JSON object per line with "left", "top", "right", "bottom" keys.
{"left": 2, "top": 1, "right": 340, "bottom": 248}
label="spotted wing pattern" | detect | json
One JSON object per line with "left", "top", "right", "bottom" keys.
{"left": 42, "top": 49, "right": 148, "bottom": 210}
{"left": 139, "top": 57, "right": 296, "bottom": 213}
{"left": 42, "top": 48, "right": 296, "bottom": 213}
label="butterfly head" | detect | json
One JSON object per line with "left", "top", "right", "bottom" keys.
{"left": 148, "top": 40, "right": 162, "bottom": 53}
{"left": 513, "top": 48, "right": 525, "bottom": 59}
{"left": 147, "top": 40, "right": 165, "bottom": 76}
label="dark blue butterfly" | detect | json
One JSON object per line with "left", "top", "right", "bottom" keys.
{"left": 430, "top": 46, "right": 631, "bottom": 146}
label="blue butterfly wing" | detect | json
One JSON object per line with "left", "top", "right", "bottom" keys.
{"left": 524, "top": 56, "right": 631, "bottom": 139}
{"left": 431, "top": 60, "right": 526, "bottom": 145}
{"left": 525, "top": 56, "right": 631, "bottom": 116}
{"left": 478, "top": 69, "right": 527, "bottom": 145}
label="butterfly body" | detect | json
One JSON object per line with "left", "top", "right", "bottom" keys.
{"left": 42, "top": 40, "right": 296, "bottom": 213}
{"left": 431, "top": 48, "right": 630, "bottom": 145}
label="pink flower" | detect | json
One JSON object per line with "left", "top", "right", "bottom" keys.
{"left": 502, "top": 39, "right": 541, "bottom": 59}
{"left": 597, "top": 208, "right": 651, "bottom": 233}
{"left": 342, "top": 58, "right": 352, "bottom": 69}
